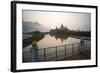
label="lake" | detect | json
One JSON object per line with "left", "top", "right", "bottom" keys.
{"left": 37, "top": 34, "right": 80, "bottom": 49}
{"left": 23, "top": 34, "right": 81, "bottom": 50}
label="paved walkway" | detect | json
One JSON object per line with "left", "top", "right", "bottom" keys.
{"left": 62, "top": 51, "right": 90, "bottom": 60}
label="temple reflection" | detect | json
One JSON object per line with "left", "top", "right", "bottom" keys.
{"left": 49, "top": 33, "right": 69, "bottom": 42}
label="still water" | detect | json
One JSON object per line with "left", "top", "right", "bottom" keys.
{"left": 37, "top": 34, "right": 80, "bottom": 49}
{"left": 23, "top": 34, "right": 80, "bottom": 50}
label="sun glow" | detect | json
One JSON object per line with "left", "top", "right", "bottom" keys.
{"left": 23, "top": 10, "right": 91, "bottom": 31}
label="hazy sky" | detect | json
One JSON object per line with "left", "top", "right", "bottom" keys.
{"left": 22, "top": 10, "right": 91, "bottom": 31}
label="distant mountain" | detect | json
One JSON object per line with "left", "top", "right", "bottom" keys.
{"left": 23, "top": 21, "right": 49, "bottom": 33}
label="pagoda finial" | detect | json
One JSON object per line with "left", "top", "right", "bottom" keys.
{"left": 61, "top": 23, "right": 64, "bottom": 28}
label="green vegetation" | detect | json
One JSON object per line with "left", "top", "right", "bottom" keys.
{"left": 32, "top": 41, "right": 38, "bottom": 48}
{"left": 32, "top": 31, "right": 45, "bottom": 41}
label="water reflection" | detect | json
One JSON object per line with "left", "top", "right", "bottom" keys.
{"left": 37, "top": 34, "right": 80, "bottom": 49}
{"left": 23, "top": 32, "right": 81, "bottom": 48}
{"left": 49, "top": 33, "right": 69, "bottom": 42}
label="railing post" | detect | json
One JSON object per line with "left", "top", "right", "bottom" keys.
{"left": 85, "top": 41, "right": 87, "bottom": 51}
{"left": 44, "top": 48, "right": 46, "bottom": 61}
{"left": 72, "top": 44, "right": 74, "bottom": 55}
{"left": 55, "top": 47, "right": 57, "bottom": 61}
{"left": 65, "top": 46, "right": 66, "bottom": 57}
{"left": 78, "top": 43, "right": 80, "bottom": 54}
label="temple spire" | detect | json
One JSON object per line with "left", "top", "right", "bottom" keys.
{"left": 61, "top": 23, "right": 64, "bottom": 28}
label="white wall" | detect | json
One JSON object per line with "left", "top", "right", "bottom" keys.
{"left": 0, "top": 0, "right": 99, "bottom": 73}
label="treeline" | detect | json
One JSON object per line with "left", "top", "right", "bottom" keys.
{"left": 49, "top": 30, "right": 90, "bottom": 37}
{"left": 68, "top": 31, "right": 91, "bottom": 37}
